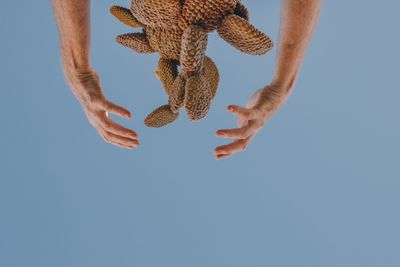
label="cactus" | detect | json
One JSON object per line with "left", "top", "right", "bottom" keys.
{"left": 110, "top": 0, "right": 273, "bottom": 127}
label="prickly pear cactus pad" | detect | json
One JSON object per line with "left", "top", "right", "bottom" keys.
{"left": 110, "top": 1, "right": 273, "bottom": 128}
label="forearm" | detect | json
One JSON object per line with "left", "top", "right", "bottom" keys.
{"left": 272, "top": 0, "right": 322, "bottom": 92}
{"left": 51, "top": 0, "right": 92, "bottom": 92}
{"left": 215, "top": 1, "right": 322, "bottom": 158}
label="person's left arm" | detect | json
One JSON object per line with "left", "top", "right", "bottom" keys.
{"left": 214, "top": 0, "right": 322, "bottom": 160}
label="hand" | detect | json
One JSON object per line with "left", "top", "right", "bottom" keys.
{"left": 214, "top": 85, "right": 287, "bottom": 159}
{"left": 67, "top": 68, "right": 139, "bottom": 149}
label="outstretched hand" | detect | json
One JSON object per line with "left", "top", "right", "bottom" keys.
{"left": 214, "top": 85, "right": 286, "bottom": 160}
{"left": 68, "top": 69, "right": 139, "bottom": 149}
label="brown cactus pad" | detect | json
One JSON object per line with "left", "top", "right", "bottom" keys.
{"left": 110, "top": 6, "right": 143, "bottom": 28}
{"left": 116, "top": 33, "right": 154, "bottom": 53}
{"left": 110, "top": 0, "right": 273, "bottom": 127}
{"left": 217, "top": 15, "right": 273, "bottom": 55}
{"left": 155, "top": 58, "right": 179, "bottom": 95}
{"left": 202, "top": 56, "right": 220, "bottom": 99}
{"left": 184, "top": 73, "right": 212, "bottom": 121}
{"left": 144, "top": 104, "right": 179, "bottom": 128}
{"left": 168, "top": 73, "right": 186, "bottom": 113}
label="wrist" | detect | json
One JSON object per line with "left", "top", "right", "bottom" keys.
{"left": 270, "top": 76, "right": 296, "bottom": 93}
{"left": 63, "top": 65, "right": 101, "bottom": 103}
{"left": 60, "top": 39, "right": 91, "bottom": 69}
{"left": 258, "top": 84, "right": 289, "bottom": 113}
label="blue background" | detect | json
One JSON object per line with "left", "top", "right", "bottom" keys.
{"left": 1, "top": 1, "right": 399, "bottom": 267}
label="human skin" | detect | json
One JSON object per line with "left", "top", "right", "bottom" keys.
{"left": 52, "top": 0, "right": 139, "bottom": 149}
{"left": 51, "top": 0, "right": 321, "bottom": 155}
{"left": 214, "top": 0, "right": 322, "bottom": 159}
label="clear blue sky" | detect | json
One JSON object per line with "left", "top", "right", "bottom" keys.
{"left": 1, "top": 1, "right": 399, "bottom": 267}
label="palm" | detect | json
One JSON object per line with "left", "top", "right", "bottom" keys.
{"left": 237, "top": 88, "right": 266, "bottom": 127}
{"left": 214, "top": 85, "right": 284, "bottom": 160}
{"left": 70, "top": 69, "right": 139, "bottom": 149}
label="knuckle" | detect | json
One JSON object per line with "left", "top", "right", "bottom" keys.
{"left": 103, "top": 101, "right": 112, "bottom": 110}
{"left": 243, "top": 128, "right": 252, "bottom": 137}
{"left": 103, "top": 120, "right": 112, "bottom": 128}
{"left": 103, "top": 132, "right": 112, "bottom": 141}
{"left": 103, "top": 136, "right": 112, "bottom": 144}
{"left": 249, "top": 119, "right": 262, "bottom": 129}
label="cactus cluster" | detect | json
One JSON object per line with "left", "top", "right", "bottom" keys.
{"left": 110, "top": 0, "right": 273, "bottom": 127}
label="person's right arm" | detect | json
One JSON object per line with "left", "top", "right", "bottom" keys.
{"left": 51, "top": 0, "right": 139, "bottom": 149}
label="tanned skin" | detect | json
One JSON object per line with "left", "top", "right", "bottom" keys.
{"left": 51, "top": 0, "right": 321, "bottom": 158}
{"left": 215, "top": 0, "right": 322, "bottom": 159}
{"left": 52, "top": 0, "right": 139, "bottom": 149}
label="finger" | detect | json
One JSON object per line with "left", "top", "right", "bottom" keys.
{"left": 97, "top": 128, "right": 129, "bottom": 149}
{"left": 89, "top": 112, "right": 138, "bottom": 140}
{"left": 106, "top": 139, "right": 133, "bottom": 149}
{"left": 216, "top": 122, "right": 256, "bottom": 139}
{"left": 106, "top": 138, "right": 135, "bottom": 149}
{"left": 214, "top": 139, "right": 250, "bottom": 155}
{"left": 96, "top": 126, "right": 138, "bottom": 149}
{"left": 104, "top": 131, "right": 139, "bottom": 148}
{"left": 97, "top": 115, "right": 138, "bottom": 139}
{"left": 215, "top": 152, "right": 233, "bottom": 160}
{"left": 227, "top": 105, "right": 258, "bottom": 120}
{"left": 102, "top": 100, "right": 132, "bottom": 119}
{"left": 213, "top": 147, "right": 232, "bottom": 159}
